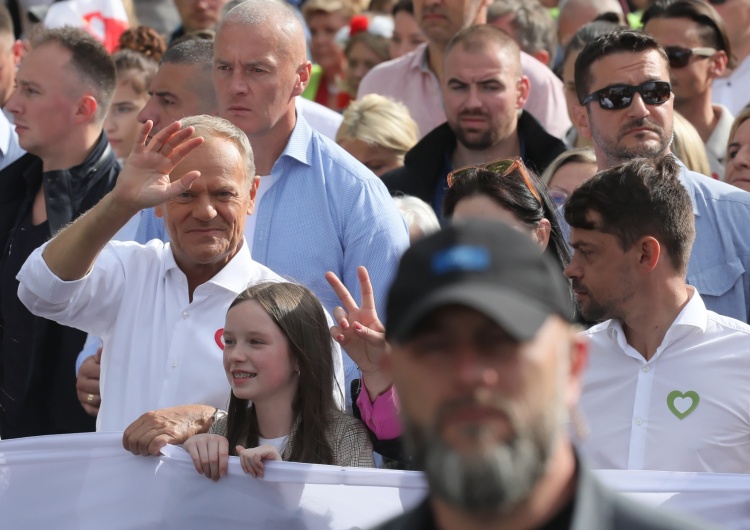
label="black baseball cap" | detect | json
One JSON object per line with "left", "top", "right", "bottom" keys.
{"left": 385, "top": 220, "right": 573, "bottom": 343}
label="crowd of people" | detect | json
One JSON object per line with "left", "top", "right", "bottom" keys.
{"left": 1, "top": 0, "right": 750, "bottom": 528}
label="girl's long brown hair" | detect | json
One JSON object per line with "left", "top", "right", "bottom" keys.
{"left": 225, "top": 282, "right": 339, "bottom": 465}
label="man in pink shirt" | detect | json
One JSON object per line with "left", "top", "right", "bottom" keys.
{"left": 356, "top": 0, "right": 571, "bottom": 139}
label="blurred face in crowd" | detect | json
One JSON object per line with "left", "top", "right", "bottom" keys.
{"left": 338, "top": 137, "right": 403, "bottom": 176}
{"left": 307, "top": 11, "right": 348, "bottom": 76}
{"left": 413, "top": 0, "right": 488, "bottom": 47}
{"left": 708, "top": 0, "right": 750, "bottom": 55}
{"left": 726, "top": 118, "right": 750, "bottom": 193}
{"left": 137, "top": 62, "right": 215, "bottom": 139}
{"left": 579, "top": 49, "right": 674, "bottom": 168}
{"left": 564, "top": 210, "right": 637, "bottom": 322}
{"left": 6, "top": 43, "right": 83, "bottom": 160}
{"left": 643, "top": 16, "right": 725, "bottom": 107}
{"left": 345, "top": 40, "right": 387, "bottom": 96}
{"left": 105, "top": 74, "right": 150, "bottom": 159}
{"left": 213, "top": 20, "right": 308, "bottom": 138}
{"left": 442, "top": 40, "right": 529, "bottom": 150}
{"left": 390, "top": 306, "right": 577, "bottom": 511}
{"left": 547, "top": 161, "right": 598, "bottom": 207}
{"left": 390, "top": 10, "right": 427, "bottom": 58}
{"left": 174, "top": 0, "right": 229, "bottom": 33}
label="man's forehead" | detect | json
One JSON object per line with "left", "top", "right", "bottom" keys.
{"left": 589, "top": 49, "right": 668, "bottom": 88}
{"left": 152, "top": 63, "right": 201, "bottom": 91}
{"left": 444, "top": 43, "right": 516, "bottom": 78}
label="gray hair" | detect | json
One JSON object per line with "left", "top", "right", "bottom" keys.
{"left": 180, "top": 115, "right": 255, "bottom": 185}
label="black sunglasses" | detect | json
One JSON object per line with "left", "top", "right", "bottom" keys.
{"left": 581, "top": 81, "right": 671, "bottom": 110}
{"left": 707, "top": 0, "right": 726, "bottom": 4}
{"left": 665, "top": 46, "right": 716, "bottom": 69}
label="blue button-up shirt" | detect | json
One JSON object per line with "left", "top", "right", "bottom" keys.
{"left": 135, "top": 115, "right": 410, "bottom": 403}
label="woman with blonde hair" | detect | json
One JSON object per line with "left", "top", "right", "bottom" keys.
{"left": 672, "top": 111, "right": 711, "bottom": 177}
{"left": 540, "top": 148, "right": 598, "bottom": 207}
{"left": 336, "top": 94, "right": 418, "bottom": 177}
{"left": 725, "top": 106, "right": 750, "bottom": 192}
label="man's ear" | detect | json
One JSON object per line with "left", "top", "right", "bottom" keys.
{"left": 574, "top": 102, "right": 592, "bottom": 140}
{"left": 293, "top": 61, "right": 312, "bottom": 97}
{"left": 75, "top": 94, "right": 98, "bottom": 124}
{"left": 516, "top": 75, "right": 531, "bottom": 109}
{"left": 246, "top": 175, "right": 259, "bottom": 216}
{"left": 637, "top": 236, "right": 661, "bottom": 273}
{"left": 12, "top": 39, "right": 27, "bottom": 66}
{"left": 708, "top": 50, "right": 728, "bottom": 81}
{"left": 532, "top": 50, "right": 550, "bottom": 67}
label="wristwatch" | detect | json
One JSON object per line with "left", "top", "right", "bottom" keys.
{"left": 211, "top": 408, "right": 227, "bottom": 426}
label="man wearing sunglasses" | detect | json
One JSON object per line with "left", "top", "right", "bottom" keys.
{"left": 574, "top": 29, "right": 750, "bottom": 325}
{"left": 705, "top": 0, "right": 750, "bottom": 116}
{"left": 642, "top": 0, "right": 735, "bottom": 180}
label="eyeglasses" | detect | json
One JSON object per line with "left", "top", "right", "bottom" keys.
{"left": 581, "top": 81, "right": 672, "bottom": 110}
{"left": 447, "top": 157, "right": 542, "bottom": 203}
{"left": 550, "top": 190, "right": 568, "bottom": 208}
{"left": 664, "top": 46, "right": 716, "bottom": 69}
{"left": 707, "top": 0, "right": 727, "bottom": 5}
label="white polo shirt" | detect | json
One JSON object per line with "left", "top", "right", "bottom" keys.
{"left": 17, "top": 239, "right": 344, "bottom": 432}
{"left": 577, "top": 288, "right": 750, "bottom": 473}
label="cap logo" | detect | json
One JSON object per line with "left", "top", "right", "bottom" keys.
{"left": 432, "top": 245, "right": 490, "bottom": 276}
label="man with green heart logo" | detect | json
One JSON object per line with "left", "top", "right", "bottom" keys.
{"left": 564, "top": 155, "right": 750, "bottom": 474}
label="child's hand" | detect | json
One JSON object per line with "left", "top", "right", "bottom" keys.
{"left": 183, "top": 433, "right": 229, "bottom": 481}
{"left": 236, "top": 444, "right": 282, "bottom": 478}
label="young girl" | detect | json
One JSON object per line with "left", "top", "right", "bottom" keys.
{"left": 183, "top": 282, "right": 374, "bottom": 480}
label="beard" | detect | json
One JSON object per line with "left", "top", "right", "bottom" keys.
{"left": 404, "top": 395, "right": 563, "bottom": 513}
{"left": 452, "top": 112, "right": 501, "bottom": 151}
{"left": 592, "top": 117, "right": 672, "bottom": 165}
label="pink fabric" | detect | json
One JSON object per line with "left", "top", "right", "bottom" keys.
{"left": 357, "top": 44, "right": 571, "bottom": 140}
{"left": 356, "top": 378, "right": 402, "bottom": 440}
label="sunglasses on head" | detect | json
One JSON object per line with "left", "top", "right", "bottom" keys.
{"left": 665, "top": 46, "right": 716, "bottom": 69}
{"left": 447, "top": 157, "right": 542, "bottom": 203}
{"left": 581, "top": 81, "right": 671, "bottom": 110}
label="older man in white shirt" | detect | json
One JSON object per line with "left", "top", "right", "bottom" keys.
{"left": 17, "top": 115, "right": 344, "bottom": 455}
{"left": 563, "top": 155, "right": 750, "bottom": 474}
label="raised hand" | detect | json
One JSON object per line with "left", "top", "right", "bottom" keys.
{"left": 112, "top": 120, "right": 205, "bottom": 211}
{"left": 325, "top": 266, "right": 388, "bottom": 375}
{"left": 236, "top": 444, "right": 282, "bottom": 478}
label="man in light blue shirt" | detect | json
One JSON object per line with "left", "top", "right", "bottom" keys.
{"left": 137, "top": 0, "right": 409, "bottom": 407}
{"left": 573, "top": 29, "right": 750, "bottom": 323}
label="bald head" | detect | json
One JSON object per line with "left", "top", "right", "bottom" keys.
{"left": 220, "top": 0, "right": 307, "bottom": 61}
{"left": 558, "top": 0, "right": 625, "bottom": 46}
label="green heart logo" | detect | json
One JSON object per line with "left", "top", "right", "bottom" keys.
{"left": 667, "top": 390, "right": 700, "bottom": 420}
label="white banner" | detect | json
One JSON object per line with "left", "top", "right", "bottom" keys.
{"left": 0, "top": 433, "right": 748, "bottom": 529}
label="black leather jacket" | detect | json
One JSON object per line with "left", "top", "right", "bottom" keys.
{"left": 0, "top": 132, "right": 119, "bottom": 438}
{"left": 0, "top": 132, "right": 120, "bottom": 253}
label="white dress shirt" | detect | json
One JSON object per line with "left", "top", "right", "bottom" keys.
{"left": 578, "top": 288, "right": 750, "bottom": 473}
{"left": 18, "top": 239, "right": 344, "bottom": 432}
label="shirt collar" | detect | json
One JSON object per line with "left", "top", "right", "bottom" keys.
{"left": 603, "top": 286, "right": 707, "bottom": 360}
{"left": 276, "top": 111, "right": 313, "bottom": 168}
{"left": 165, "top": 238, "right": 260, "bottom": 295}
{"left": 415, "top": 43, "right": 430, "bottom": 74}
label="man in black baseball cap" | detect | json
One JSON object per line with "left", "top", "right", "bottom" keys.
{"left": 374, "top": 219, "right": 708, "bottom": 530}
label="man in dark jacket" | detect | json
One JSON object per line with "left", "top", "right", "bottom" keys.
{"left": 382, "top": 25, "right": 566, "bottom": 220}
{"left": 0, "top": 27, "right": 118, "bottom": 438}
